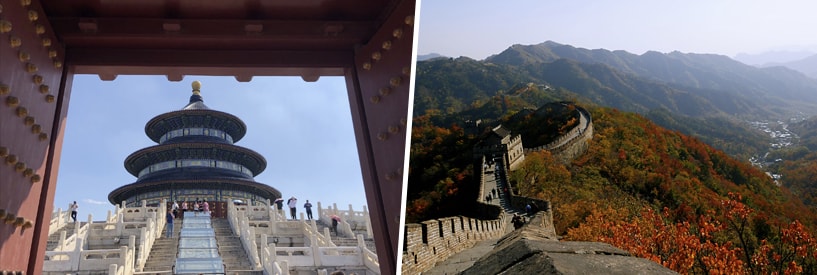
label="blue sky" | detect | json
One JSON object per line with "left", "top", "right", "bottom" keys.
{"left": 54, "top": 75, "right": 368, "bottom": 220}
{"left": 418, "top": 0, "right": 817, "bottom": 60}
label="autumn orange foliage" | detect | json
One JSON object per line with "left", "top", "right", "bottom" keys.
{"left": 567, "top": 193, "right": 817, "bottom": 274}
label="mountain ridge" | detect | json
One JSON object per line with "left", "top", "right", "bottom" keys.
{"left": 764, "top": 54, "right": 817, "bottom": 79}
{"left": 484, "top": 41, "right": 817, "bottom": 114}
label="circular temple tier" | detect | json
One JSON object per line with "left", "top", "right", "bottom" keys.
{"left": 108, "top": 82, "right": 281, "bottom": 207}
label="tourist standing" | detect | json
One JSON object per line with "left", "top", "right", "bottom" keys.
{"left": 274, "top": 198, "right": 284, "bottom": 210}
{"left": 69, "top": 201, "right": 79, "bottom": 222}
{"left": 172, "top": 200, "right": 179, "bottom": 218}
{"left": 287, "top": 196, "right": 298, "bottom": 220}
{"left": 203, "top": 199, "right": 210, "bottom": 214}
{"left": 166, "top": 209, "right": 175, "bottom": 238}
{"left": 304, "top": 200, "right": 313, "bottom": 220}
{"left": 512, "top": 214, "right": 526, "bottom": 230}
{"left": 181, "top": 200, "right": 188, "bottom": 215}
{"left": 331, "top": 215, "right": 341, "bottom": 235}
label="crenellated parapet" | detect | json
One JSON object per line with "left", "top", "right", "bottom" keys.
{"left": 524, "top": 105, "right": 594, "bottom": 163}
{"left": 401, "top": 215, "right": 506, "bottom": 275}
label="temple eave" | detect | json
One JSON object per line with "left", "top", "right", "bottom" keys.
{"left": 108, "top": 179, "right": 281, "bottom": 205}
{"left": 145, "top": 109, "right": 248, "bottom": 143}
{"left": 124, "top": 143, "right": 268, "bottom": 176}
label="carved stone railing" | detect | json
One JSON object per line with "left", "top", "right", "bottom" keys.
{"left": 259, "top": 236, "right": 379, "bottom": 274}
{"left": 317, "top": 203, "right": 371, "bottom": 238}
{"left": 45, "top": 200, "right": 165, "bottom": 274}
{"left": 303, "top": 219, "right": 335, "bottom": 247}
{"left": 43, "top": 236, "right": 136, "bottom": 274}
{"left": 261, "top": 247, "right": 289, "bottom": 275}
{"left": 48, "top": 207, "right": 72, "bottom": 236}
{"left": 227, "top": 201, "right": 262, "bottom": 270}
{"left": 226, "top": 200, "right": 378, "bottom": 275}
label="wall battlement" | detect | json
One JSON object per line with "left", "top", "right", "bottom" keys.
{"left": 524, "top": 106, "right": 594, "bottom": 163}
{"left": 402, "top": 105, "right": 592, "bottom": 274}
{"left": 401, "top": 215, "right": 505, "bottom": 274}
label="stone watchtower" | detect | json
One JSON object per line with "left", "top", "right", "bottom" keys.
{"left": 473, "top": 125, "right": 525, "bottom": 170}
{"left": 108, "top": 81, "right": 281, "bottom": 214}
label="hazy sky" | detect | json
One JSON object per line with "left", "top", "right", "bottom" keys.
{"left": 54, "top": 75, "right": 368, "bottom": 220}
{"left": 418, "top": 0, "right": 817, "bottom": 60}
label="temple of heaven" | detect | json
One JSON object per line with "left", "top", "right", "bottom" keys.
{"left": 108, "top": 81, "right": 281, "bottom": 208}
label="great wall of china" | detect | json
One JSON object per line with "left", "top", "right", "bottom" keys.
{"left": 401, "top": 106, "right": 673, "bottom": 274}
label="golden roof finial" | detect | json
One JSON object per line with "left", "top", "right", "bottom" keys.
{"left": 191, "top": 80, "right": 201, "bottom": 95}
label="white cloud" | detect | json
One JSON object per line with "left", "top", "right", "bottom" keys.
{"left": 84, "top": 199, "right": 109, "bottom": 205}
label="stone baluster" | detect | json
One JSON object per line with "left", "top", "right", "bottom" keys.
{"left": 259, "top": 234, "right": 270, "bottom": 269}
{"left": 116, "top": 213, "right": 124, "bottom": 236}
{"left": 119, "top": 246, "right": 128, "bottom": 268}
{"left": 249, "top": 226, "right": 260, "bottom": 268}
{"left": 363, "top": 206, "right": 373, "bottom": 238}
{"left": 269, "top": 242, "right": 278, "bottom": 263}
{"left": 279, "top": 208, "right": 287, "bottom": 221}
{"left": 280, "top": 260, "right": 290, "bottom": 275}
{"left": 323, "top": 227, "right": 332, "bottom": 244}
{"left": 85, "top": 214, "right": 92, "bottom": 239}
{"left": 357, "top": 234, "right": 365, "bottom": 248}
{"left": 71, "top": 237, "right": 83, "bottom": 270}
{"left": 317, "top": 201, "right": 323, "bottom": 220}
{"left": 310, "top": 219, "right": 318, "bottom": 233}
{"left": 58, "top": 231, "right": 66, "bottom": 250}
{"left": 74, "top": 217, "right": 81, "bottom": 236}
{"left": 311, "top": 241, "right": 322, "bottom": 266}
{"left": 55, "top": 207, "right": 64, "bottom": 225}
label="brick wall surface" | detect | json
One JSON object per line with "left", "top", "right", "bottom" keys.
{"left": 402, "top": 215, "right": 504, "bottom": 274}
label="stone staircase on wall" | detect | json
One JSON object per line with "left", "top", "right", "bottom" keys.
{"left": 211, "top": 218, "right": 259, "bottom": 274}
{"left": 141, "top": 221, "right": 181, "bottom": 272}
{"left": 46, "top": 222, "right": 85, "bottom": 251}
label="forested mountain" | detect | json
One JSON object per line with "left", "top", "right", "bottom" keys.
{"left": 409, "top": 104, "right": 817, "bottom": 273}
{"left": 414, "top": 52, "right": 778, "bottom": 158}
{"left": 765, "top": 54, "right": 817, "bottom": 79}
{"left": 767, "top": 117, "right": 817, "bottom": 208}
{"left": 409, "top": 41, "right": 817, "bottom": 273}
{"left": 416, "top": 57, "right": 723, "bottom": 117}
{"left": 485, "top": 41, "right": 817, "bottom": 117}
{"left": 417, "top": 53, "right": 447, "bottom": 61}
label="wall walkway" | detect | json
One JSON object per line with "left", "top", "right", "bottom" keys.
{"left": 402, "top": 105, "right": 593, "bottom": 274}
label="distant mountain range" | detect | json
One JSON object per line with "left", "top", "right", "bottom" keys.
{"left": 763, "top": 54, "right": 817, "bottom": 79}
{"left": 417, "top": 53, "right": 447, "bottom": 61}
{"left": 417, "top": 41, "right": 817, "bottom": 120}
{"left": 415, "top": 41, "right": 817, "bottom": 158}
{"left": 734, "top": 50, "right": 816, "bottom": 66}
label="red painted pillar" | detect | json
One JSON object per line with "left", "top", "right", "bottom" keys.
{"left": 0, "top": 0, "right": 72, "bottom": 274}
{"left": 345, "top": 0, "right": 415, "bottom": 273}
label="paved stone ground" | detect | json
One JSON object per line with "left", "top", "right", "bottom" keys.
{"left": 422, "top": 238, "right": 498, "bottom": 275}
{"left": 424, "top": 160, "right": 523, "bottom": 274}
